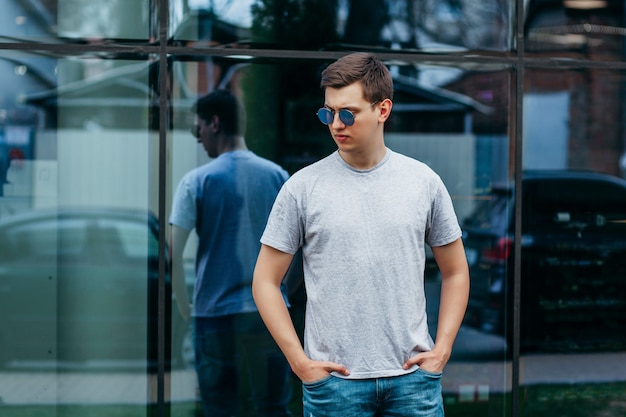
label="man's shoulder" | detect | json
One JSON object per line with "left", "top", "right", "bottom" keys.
{"left": 388, "top": 149, "right": 437, "bottom": 175}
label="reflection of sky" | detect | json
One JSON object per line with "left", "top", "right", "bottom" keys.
{"left": 189, "top": 0, "right": 253, "bottom": 27}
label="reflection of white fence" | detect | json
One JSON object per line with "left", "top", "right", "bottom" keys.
{"left": 385, "top": 133, "right": 476, "bottom": 223}
{"left": 1, "top": 130, "right": 155, "bottom": 214}
{"left": 55, "top": 129, "right": 155, "bottom": 210}
{"left": 0, "top": 129, "right": 205, "bottom": 230}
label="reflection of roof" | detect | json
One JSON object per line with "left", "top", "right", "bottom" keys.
{"left": 393, "top": 74, "right": 493, "bottom": 115}
{"left": 23, "top": 61, "right": 161, "bottom": 108}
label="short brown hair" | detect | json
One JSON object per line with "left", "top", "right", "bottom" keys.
{"left": 193, "top": 89, "right": 246, "bottom": 136}
{"left": 320, "top": 52, "right": 393, "bottom": 103}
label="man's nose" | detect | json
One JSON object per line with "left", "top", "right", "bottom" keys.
{"left": 330, "top": 112, "right": 345, "bottom": 128}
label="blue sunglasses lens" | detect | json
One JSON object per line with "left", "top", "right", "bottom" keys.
{"left": 316, "top": 108, "right": 355, "bottom": 126}
{"left": 338, "top": 109, "right": 355, "bottom": 126}
{"left": 317, "top": 108, "right": 334, "bottom": 125}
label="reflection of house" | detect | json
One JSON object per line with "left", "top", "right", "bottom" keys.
{"left": 22, "top": 9, "right": 251, "bottom": 130}
{"left": 25, "top": 61, "right": 161, "bottom": 130}
{"left": 389, "top": 75, "right": 493, "bottom": 133}
{"left": 446, "top": 1, "right": 626, "bottom": 178}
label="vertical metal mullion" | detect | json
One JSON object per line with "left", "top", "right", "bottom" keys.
{"left": 511, "top": 0, "right": 525, "bottom": 415}
{"left": 156, "top": 1, "right": 170, "bottom": 417}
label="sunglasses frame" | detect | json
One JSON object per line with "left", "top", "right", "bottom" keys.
{"left": 316, "top": 101, "right": 380, "bottom": 127}
{"left": 317, "top": 108, "right": 356, "bottom": 126}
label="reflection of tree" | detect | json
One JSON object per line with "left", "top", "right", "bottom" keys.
{"left": 251, "top": 0, "right": 339, "bottom": 49}
{"left": 249, "top": 0, "right": 509, "bottom": 51}
{"left": 410, "top": 0, "right": 509, "bottom": 50}
{"left": 343, "top": 0, "right": 390, "bottom": 46}
{"left": 245, "top": 1, "right": 341, "bottom": 162}
{"left": 248, "top": 0, "right": 340, "bottom": 106}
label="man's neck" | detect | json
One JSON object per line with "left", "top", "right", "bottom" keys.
{"left": 338, "top": 145, "right": 387, "bottom": 170}
{"left": 218, "top": 136, "right": 248, "bottom": 154}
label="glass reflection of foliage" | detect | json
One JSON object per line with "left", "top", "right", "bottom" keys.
{"left": 245, "top": 1, "right": 337, "bottom": 166}
{"left": 240, "top": 59, "right": 335, "bottom": 169}
{"left": 343, "top": 0, "right": 390, "bottom": 47}
{"left": 248, "top": 0, "right": 510, "bottom": 51}
{"left": 250, "top": 0, "right": 339, "bottom": 49}
{"left": 413, "top": 0, "right": 509, "bottom": 50}
{"left": 250, "top": 0, "right": 394, "bottom": 50}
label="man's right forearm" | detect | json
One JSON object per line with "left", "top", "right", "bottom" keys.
{"left": 171, "top": 258, "right": 191, "bottom": 320}
{"left": 252, "top": 276, "right": 309, "bottom": 368}
{"left": 252, "top": 246, "right": 308, "bottom": 368}
{"left": 170, "top": 225, "right": 192, "bottom": 320}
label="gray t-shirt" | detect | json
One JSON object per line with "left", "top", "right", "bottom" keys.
{"left": 261, "top": 149, "right": 461, "bottom": 379}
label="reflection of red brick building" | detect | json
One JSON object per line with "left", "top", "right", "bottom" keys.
{"left": 531, "top": 69, "right": 623, "bottom": 175}
{"left": 444, "top": 2, "right": 625, "bottom": 178}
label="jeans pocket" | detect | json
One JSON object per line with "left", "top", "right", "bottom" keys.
{"left": 302, "top": 374, "right": 334, "bottom": 389}
{"left": 416, "top": 367, "right": 443, "bottom": 378}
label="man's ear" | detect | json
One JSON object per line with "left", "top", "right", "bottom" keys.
{"left": 210, "top": 115, "right": 220, "bottom": 133}
{"left": 378, "top": 98, "right": 393, "bottom": 122}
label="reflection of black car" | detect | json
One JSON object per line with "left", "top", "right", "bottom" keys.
{"left": 463, "top": 170, "right": 626, "bottom": 353}
{"left": 0, "top": 208, "right": 191, "bottom": 369}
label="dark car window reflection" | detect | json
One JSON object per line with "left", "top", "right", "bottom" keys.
{"left": 463, "top": 171, "right": 626, "bottom": 354}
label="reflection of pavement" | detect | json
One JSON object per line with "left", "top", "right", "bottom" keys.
{"left": 2, "top": 355, "right": 626, "bottom": 406}
{"left": 426, "top": 277, "right": 626, "bottom": 401}
{"left": 0, "top": 369, "right": 198, "bottom": 405}
{"left": 2, "top": 353, "right": 625, "bottom": 405}
{"left": 443, "top": 352, "right": 626, "bottom": 401}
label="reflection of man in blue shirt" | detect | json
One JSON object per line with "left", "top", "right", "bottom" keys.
{"left": 169, "top": 90, "right": 292, "bottom": 417}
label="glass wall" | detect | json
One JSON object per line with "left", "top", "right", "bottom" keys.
{"left": 0, "top": 1, "right": 625, "bottom": 417}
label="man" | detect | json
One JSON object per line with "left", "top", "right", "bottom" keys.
{"left": 170, "top": 89, "right": 292, "bottom": 417}
{"left": 252, "top": 53, "right": 470, "bottom": 416}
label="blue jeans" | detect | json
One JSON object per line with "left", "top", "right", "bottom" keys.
{"left": 302, "top": 369, "right": 444, "bottom": 417}
{"left": 194, "top": 313, "right": 292, "bottom": 417}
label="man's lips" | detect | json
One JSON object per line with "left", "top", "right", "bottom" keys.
{"left": 334, "top": 134, "right": 349, "bottom": 143}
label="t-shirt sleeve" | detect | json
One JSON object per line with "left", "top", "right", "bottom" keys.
{"left": 169, "top": 173, "right": 197, "bottom": 231}
{"left": 260, "top": 182, "right": 302, "bottom": 255}
{"left": 425, "top": 177, "right": 462, "bottom": 248}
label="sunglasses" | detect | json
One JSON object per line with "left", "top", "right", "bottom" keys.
{"left": 316, "top": 101, "right": 379, "bottom": 127}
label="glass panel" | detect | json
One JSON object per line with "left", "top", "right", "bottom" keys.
{"left": 171, "top": 0, "right": 512, "bottom": 52}
{"left": 525, "top": 0, "right": 626, "bottom": 60}
{"left": 442, "top": 67, "right": 513, "bottom": 416}
{"left": 0, "top": 0, "right": 155, "bottom": 42}
{"left": 168, "top": 55, "right": 512, "bottom": 416}
{"left": 520, "top": 68, "right": 626, "bottom": 415}
{"left": 0, "top": 51, "right": 160, "bottom": 415}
